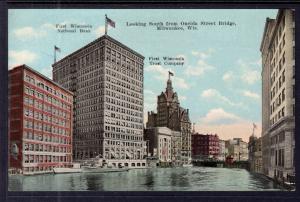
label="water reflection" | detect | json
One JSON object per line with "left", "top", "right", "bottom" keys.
{"left": 9, "top": 167, "right": 284, "bottom": 191}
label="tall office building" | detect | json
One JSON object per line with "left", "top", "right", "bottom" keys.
{"left": 147, "top": 75, "right": 192, "bottom": 165}
{"left": 9, "top": 65, "right": 73, "bottom": 175}
{"left": 52, "top": 35, "right": 145, "bottom": 166}
{"left": 260, "top": 9, "right": 295, "bottom": 179}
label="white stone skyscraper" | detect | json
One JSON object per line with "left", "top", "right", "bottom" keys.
{"left": 260, "top": 9, "right": 295, "bottom": 180}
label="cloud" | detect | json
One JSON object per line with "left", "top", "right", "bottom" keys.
{"left": 200, "top": 108, "right": 241, "bottom": 125}
{"left": 185, "top": 60, "right": 214, "bottom": 77}
{"left": 14, "top": 26, "right": 47, "bottom": 40}
{"left": 9, "top": 50, "right": 37, "bottom": 69}
{"left": 41, "top": 23, "right": 57, "bottom": 30}
{"left": 191, "top": 48, "right": 215, "bottom": 59}
{"left": 241, "top": 70, "right": 260, "bottom": 85}
{"left": 201, "top": 88, "right": 244, "bottom": 107}
{"left": 222, "top": 71, "right": 234, "bottom": 82}
{"left": 179, "top": 95, "right": 187, "bottom": 101}
{"left": 238, "top": 59, "right": 261, "bottom": 85}
{"left": 185, "top": 49, "right": 215, "bottom": 77}
{"left": 195, "top": 120, "right": 262, "bottom": 142}
{"left": 145, "top": 65, "right": 190, "bottom": 89}
{"left": 242, "top": 90, "right": 260, "bottom": 100}
{"left": 197, "top": 108, "right": 261, "bottom": 141}
{"left": 94, "top": 25, "right": 111, "bottom": 37}
{"left": 250, "top": 58, "right": 262, "bottom": 66}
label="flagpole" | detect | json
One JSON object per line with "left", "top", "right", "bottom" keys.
{"left": 54, "top": 46, "right": 56, "bottom": 63}
{"left": 105, "top": 14, "right": 108, "bottom": 35}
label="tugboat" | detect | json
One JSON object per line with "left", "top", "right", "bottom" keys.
{"left": 81, "top": 159, "right": 130, "bottom": 173}
{"left": 53, "top": 163, "right": 82, "bottom": 174}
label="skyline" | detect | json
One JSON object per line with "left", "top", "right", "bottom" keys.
{"left": 8, "top": 9, "right": 278, "bottom": 142}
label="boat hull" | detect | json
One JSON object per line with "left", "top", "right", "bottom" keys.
{"left": 82, "top": 167, "right": 129, "bottom": 173}
{"left": 182, "top": 164, "right": 193, "bottom": 167}
{"left": 53, "top": 168, "right": 82, "bottom": 174}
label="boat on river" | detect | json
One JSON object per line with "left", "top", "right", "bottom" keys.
{"left": 53, "top": 163, "right": 82, "bottom": 174}
{"left": 80, "top": 157, "right": 130, "bottom": 173}
{"left": 182, "top": 164, "right": 193, "bottom": 168}
{"left": 82, "top": 165, "right": 129, "bottom": 173}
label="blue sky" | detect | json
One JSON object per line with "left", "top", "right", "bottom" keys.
{"left": 8, "top": 9, "right": 278, "bottom": 141}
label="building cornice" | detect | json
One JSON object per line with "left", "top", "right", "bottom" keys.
{"left": 9, "top": 64, "right": 73, "bottom": 95}
{"left": 52, "top": 34, "right": 144, "bottom": 67}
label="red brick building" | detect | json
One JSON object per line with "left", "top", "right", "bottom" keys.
{"left": 192, "top": 133, "right": 220, "bottom": 160}
{"left": 9, "top": 65, "right": 73, "bottom": 175}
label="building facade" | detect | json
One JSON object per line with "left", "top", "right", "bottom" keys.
{"left": 191, "top": 133, "right": 220, "bottom": 160}
{"left": 52, "top": 35, "right": 145, "bottom": 165}
{"left": 9, "top": 65, "right": 73, "bottom": 175}
{"left": 218, "top": 139, "right": 226, "bottom": 161}
{"left": 146, "top": 76, "right": 192, "bottom": 165}
{"left": 260, "top": 9, "right": 295, "bottom": 179}
{"left": 225, "top": 138, "right": 248, "bottom": 161}
{"left": 144, "top": 127, "right": 181, "bottom": 166}
{"left": 248, "top": 136, "right": 263, "bottom": 173}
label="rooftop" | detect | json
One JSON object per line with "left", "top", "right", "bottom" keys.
{"left": 52, "top": 34, "right": 144, "bottom": 67}
{"left": 9, "top": 64, "right": 73, "bottom": 95}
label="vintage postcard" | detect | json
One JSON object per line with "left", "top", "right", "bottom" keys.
{"left": 7, "top": 8, "right": 295, "bottom": 192}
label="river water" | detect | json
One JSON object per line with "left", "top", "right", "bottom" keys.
{"left": 9, "top": 167, "right": 284, "bottom": 191}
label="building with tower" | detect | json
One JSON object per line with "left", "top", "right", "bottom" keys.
{"left": 248, "top": 136, "right": 262, "bottom": 173}
{"left": 146, "top": 72, "right": 192, "bottom": 165}
{"left": 52, "top": 34, "right": 146, "bottom": 167}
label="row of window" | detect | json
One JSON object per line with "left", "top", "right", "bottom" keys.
{"left": 75, "top": 104, "right": 103, "bottom": 116}
{"left": 104, "top": 139, "right": 143, "bottom": 147}
{"left": 270, "top": 53, "right": 285, "bottom": 87}
{"left": 106, "top": 69, "right": 143, "bottom": 95}
{"left": 270, "top": 107, "right": 285, "bottom": 126}
{"left": 75, "top": 118, "right": 103, "bottom": 128}
{"left": 270, "top": 88, "right": 285, "bottom": 114}
{"left": 24, "top": 120, "right": 69, "bottom": 136}
{"left": 105, "top": 103, "right": 142, "bottom": 116}
{"left": 24, "top": 142, "right": 71, "bottom": 153}
{"left": 106, "top": 86, "right": 143, "bottom": 106}
{"left": 106, "top": 68, "right": 142, "bottom": 88}
{"left": 105, "top": 96, "right": 143, "bottom": 114}
{"left": 271, "top": 70, "right": 285, "bottom": 103}
{"left": 271, "top": 132, "right": 285, "bottom": 145}
{"left": 24, "top": 74, "right": 71, "bottom": 102}
{"left": 25, "top": 97, "right": 69, "bottom": 119}
{"left": 104, "top": 125, "right": 143, "bottom": 136}
{"left": 106, "top": 47, "right": 143, "bottom": 72}
{"left": 104, "top": 119, "right": 143, "bottom": 131}
{"left": 24, "top": 131, "right": 71, "bottom": 144}
{"left": 104, "top": 117, "right": 143, "bottom": 130}
{"left": 24, "top": 86, "right": 71, "bottom": 111}
{"left": 106, "top": 55, "right": 143, "bottom": 78}
{"left": 75, "top": 97, "right": 101, "bottom": 109}
{"left": 105, "top": 80, "right": 142, "bottom": 99}
{"left": 23, "top": 154, "right": 71, "bottom": 164}
{"left": 106, "top": 40, "right": 143, "bottom": 62}
{"left": 269, "top": 13, "right": 290, "bottom": 62}
{"left": 23, "top": 166, "right": 55, "bottom": 173}
{"left": 107, "top": 111, "right": 143, "bottom": 122}
{"left": 275, "top": 149, "right": 285, "bottom": 167}
{"left": 24, "top": 108, "right": 68, "bottom": 127}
